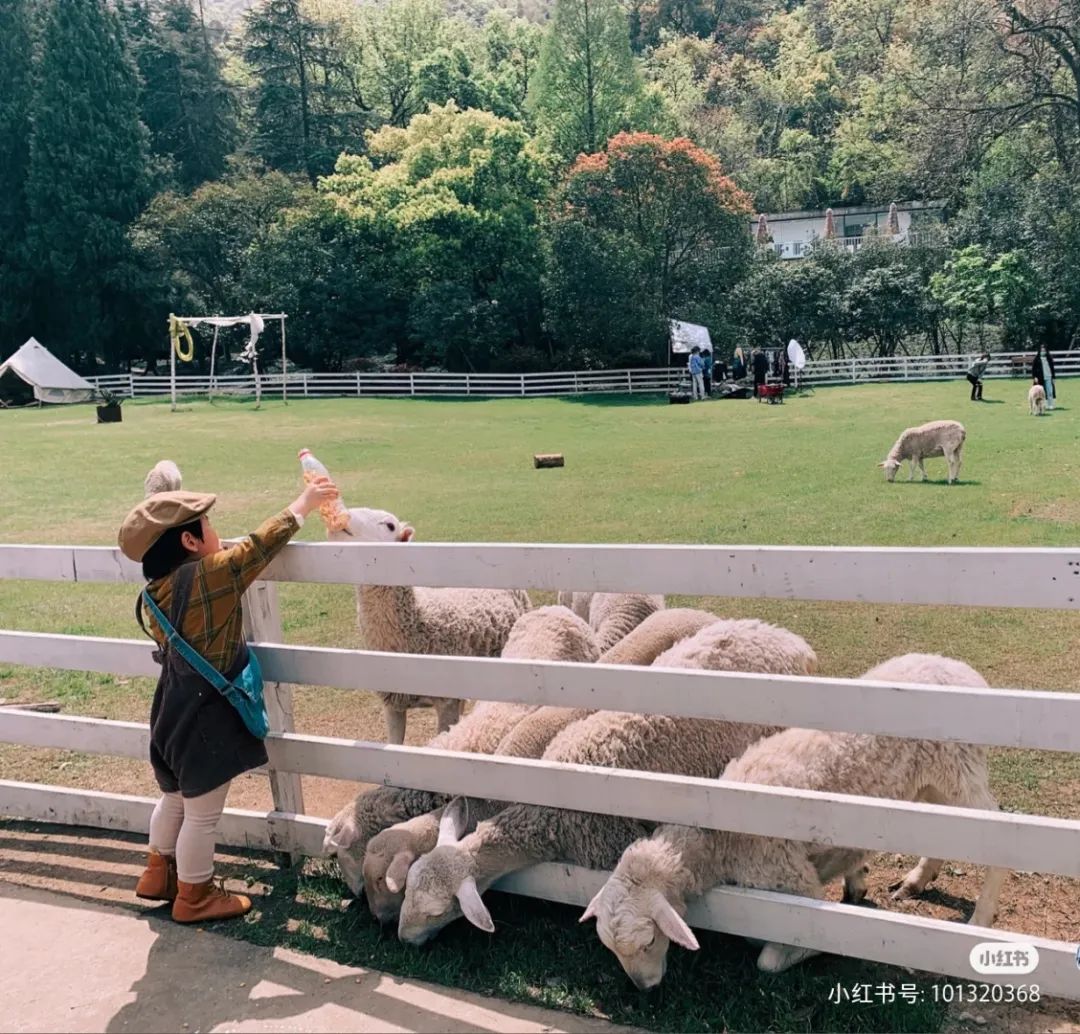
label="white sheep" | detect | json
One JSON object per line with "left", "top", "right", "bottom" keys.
{"left": 144, "top": 459, "right": 182, "bottom": 496}
{"left": 363, "top": 606, "right": 713, "bottom": 923}
{"left": 328, "top": 507, "right": 531, "bottom": 743}
{"left": 583, "top": 653, "right": 1007, "bottom": 989}
{"left": 1029, "top": 383, "right": 1047, "bottom": 416}
{"left": 555, "top": 592, "right": 666, "bottom": 652}
{"left": 396, "top": 618, "right": 818, "bottom": 945}
{"left": 880, "top": 420, "right": 965, "bottom": 484}
{"left": 327, "top": 605, "right": 597, "bottom": 909}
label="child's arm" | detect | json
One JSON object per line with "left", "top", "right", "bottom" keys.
{"left": 200, "top": 478, "right": 339, "bottom": 595}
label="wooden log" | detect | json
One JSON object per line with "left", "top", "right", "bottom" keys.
{"left": 0, "top": 700, "right": 61, "bottom": 713}
{"left": 533, "top": 453, "right": 564, "bottom": 468}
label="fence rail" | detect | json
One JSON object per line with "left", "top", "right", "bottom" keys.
{"left": 1, "top": 540, "right": 1078, "bottom": 998}
{"left": 84, "top": 351, "right": 1080, "bottom": 401}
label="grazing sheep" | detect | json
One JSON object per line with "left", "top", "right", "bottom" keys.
{"left": 879, "top": 420, "right": 965, "bottom": 484}
{"left": 599, "top": 609, "right": 720, "bottom": 666}
{"left": 583, "top": 653, "right": 1007, "bottom": 989}
{"left": 328, "top": 507, "right": 531, "bottom": 743}
{"left": 396, "top": 618, "right": 818, "bottom": 946}
{"left": 324, "top": 606, "right": 597, "bottom": 907}
{"left": 144, "top": 459, "right": 182, "bottom": 497}
{"left": 1029, "top": 383, "right": 1047, "bottom": 416}
{"left": 556, "top": 593, "right": 666, "bottom": 651}
{"left": 366, "top": 608, "right": 722, "bottom": 920}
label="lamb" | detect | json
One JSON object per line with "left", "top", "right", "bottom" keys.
{"left": 325, "top": 605, "right": 598, "bottom": 904}
{"left": 879, "top": 420, "right": 965, "bottom": 484}
{"left": 598, "top": 608, "right": 719, "bottom": 666}
{"left": 583, "top": 653, "right": 1007, "bottom": 989}
{"left": 556, "top": 593, "right": 666, "bottom": 652}
{"left": 328, "top": 506, "right": 532, "bottom": 743}
{"left": 362, "top": 607, "right": 716, "bottom": 922}
{"left": 396, "top": 617, "right": 818, "bottom": 946}
{"left": 144, "top": 459, "right": 182, "bottom": 496}
{"left": 1029, "top": 383, "right": 1047, "bottom": 416}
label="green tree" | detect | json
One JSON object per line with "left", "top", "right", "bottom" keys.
{"left": 545, "top": 132, "right": 753, "bottom": 365}
{"left": 530, "top": 0, "right": 643, "bottom": 159}
{"left": 119, "top": 0, "right": 239, "bottom": 191}
{"left": 0, "top": 0, "right": 36, "bottom": 351}
{"left": 26, "top": 0, "right": 151, "bottom": 370}
{"left": 243, "top": 0, "right": 369, "bottom": 181}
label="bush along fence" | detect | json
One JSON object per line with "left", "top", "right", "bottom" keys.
{"left": 1, "top": 539, "right": 1079, "bottom": 997}
{"left": 86, "top": 351, "right": 1080, "bottom": 402}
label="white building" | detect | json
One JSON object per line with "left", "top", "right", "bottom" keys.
{"left": 751, "top": 201, "right": 945, "bottom": 259}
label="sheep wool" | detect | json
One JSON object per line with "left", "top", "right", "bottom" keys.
{"left": 396, "top": 617, "right": 818, "bottom": 946}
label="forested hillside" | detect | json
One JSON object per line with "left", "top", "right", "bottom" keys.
{"left": 1, "top": 0, "right": 1076, "bottom": 374}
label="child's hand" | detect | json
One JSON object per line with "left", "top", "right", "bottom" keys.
{"left": 293, "top": 476, "right": 339, "bottom": 518}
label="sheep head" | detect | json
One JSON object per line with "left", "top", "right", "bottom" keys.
{"left": 144, "top": 459, "right": 182, "bottom": 497}
{"left": 580, "top": 845, "right": 699, "bottom": 991}
{"left": 363, "top": 821, "right": 429, "bottom": 926}
{"left": 397, "top": 799, "right": 492, "bottom": 945}
{"left": 879, "top": 458, "right": 900, "bottom": 482}
{"left": 330, "top": 506, "right": 415, "bottom": 543}
{"left": 322, "top": 800, "right": 367, "bottom": 896}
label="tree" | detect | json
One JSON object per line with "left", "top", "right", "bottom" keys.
{"left": 530, "top": 0, "right": 644, "bottom": 159}
{"left": 545, "top": 132, "right": 753, "bottom": 365}
{"left": 0, "top": 0, "right": 36, "bottom": 351}
{"left": 25, "top": 0, "right": 151, "bottom": 370}
{"left": 119, "top": 0, "right": 239, "bottom": 191}
{"left": 243, "top": 0, "right": 370, "bottom": 181}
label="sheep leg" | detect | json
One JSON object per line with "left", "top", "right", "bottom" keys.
{"left": 891, "top": 857, "right": 943, "bottom": 901}
{"left": 755, "top": 855, "right": 824, "bottom": 974}
{"left": 434, "top": 698, "right": 463, "bottom": 734}
{"left": 383, "top": 702, "right": 407, "bottom": 745}
{"left": 917, "top": 457, "right": 928, "bottom": 481}
{"left": 970, "top": 866, "right": 1006, "bottom": 928}
{"left": 907, "top": 459, "right": 916, "bottom": 481}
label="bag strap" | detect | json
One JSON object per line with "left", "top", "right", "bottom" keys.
{"left": 140, "top": 587, "right": 230, "bottom": 693}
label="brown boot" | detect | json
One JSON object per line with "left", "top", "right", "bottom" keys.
{"left": 135, "top": 849, "right": 178, "bottom": 902}
{"left": 172, "top": 878, "right": 252, "bottom": 923}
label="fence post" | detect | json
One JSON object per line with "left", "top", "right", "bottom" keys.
{"left": 243, "top": 580, "right": 304, "bottom": 862}
{"left": 356, "top": 372, "right": 361, "bottom": 397}
{"left": 129, "top": 374, "right": 135, "bottom": 398}
{"left": 850, "top": 358, "right": 857, "bottom": 383}
{"left": 520, "top": 374, "right": 526, "bottom": 396}
{"left": 626, "top": 370, "right": 633, "bottom": 394}
{"left": 304, "top": 373, "right": 309, "bottom": 398}
{"left": 410, "top": 372, "right": 416, "bottom": 396}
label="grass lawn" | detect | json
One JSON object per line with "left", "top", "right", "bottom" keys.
{"left": 1, "top": 381, "right": 1078, "bottom": 1033}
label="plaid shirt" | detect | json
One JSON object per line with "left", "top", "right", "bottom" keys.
{"left": 143, "top": 509, "right": 300, "bottom": 672}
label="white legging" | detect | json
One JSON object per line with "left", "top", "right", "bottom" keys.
{"left": 148, "top": 782, "right": 231, "bottom": 884}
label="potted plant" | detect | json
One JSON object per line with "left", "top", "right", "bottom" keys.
{"left": 96, "top": 388, "right": 124, "bottom": 424}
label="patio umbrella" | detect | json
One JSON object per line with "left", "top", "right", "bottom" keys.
{"left": 887, "top": 201, "right": 900, "bottom": 236}
{"left": 824, "top": 208, "right": 836, "bottom": 239}
{"left": 756, "top": 213, "right": 770, "bottom": 246}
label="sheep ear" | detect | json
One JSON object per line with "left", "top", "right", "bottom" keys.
{"left": 384, "top": 850, "right": 415, "bottom": 894}
{"left": 651, "top": 894, "right": 699, "bottom": 952}
{"left": 579, "top": 887, "right": 604, "bottom": 923}
{"left": 456, "top": 876, "right": 494, "bottom": 933}
{"left": 877, "top": 461, "right": 886, "bottom": 468}
{"left": 437, "top": 798, "right": 469, "bottom": 846}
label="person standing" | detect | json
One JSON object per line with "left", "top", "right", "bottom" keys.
{"left": 966, "top": 351, "right": 990, "bottom": 401}
{"left": 1032, "top": 343, "right": 1057, "bottom": 410}
{"left": 732, "top": 346, "right": 746, "bottom": 381}
{"left": 751, "top": 346, "right": 769, "bottom": 398}
{"left": 687, "top": 346, "right": 705, "bottom": 400}
{"left": 701, "top": 348, "right": 714, "bottom": 396}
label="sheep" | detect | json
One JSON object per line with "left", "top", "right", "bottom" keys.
{"left": 879, "top": 420, "right": 965, "bottom": 484}
{"left": 582, "top": 653, "right": 1007, "bottom": 989}
{"left": 556, "top": 592, "right": 666, "bottom": 651}
{"left": 396, "top": 618, "right": 818, "bottom": 946}
{"left": 326, "top": 605, "right": 598, "bottom": 907}
{"left": 599, "top": 609, "right": 723, "bottom": 666}
{"left": 1029, "top": 383, "right": 1047, "bottom": 416}
{"left": 328, "top": 506, "right": 532, "bottom": 743}
{"left": 364, "top": 608, "right": 720, "bottom": 922}
{"left": 144, "top": 459, "right": 182, "bottom": 497}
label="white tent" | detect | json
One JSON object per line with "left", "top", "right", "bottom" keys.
{"left": 0, "top": 338, "right": 97, "bottom": 404}
{"left": 669, "top": 320, "right": 713, "bottom": 355}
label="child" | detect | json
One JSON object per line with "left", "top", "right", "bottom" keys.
{"left": 118, "top": 474, "right": 338, "bottom": 922}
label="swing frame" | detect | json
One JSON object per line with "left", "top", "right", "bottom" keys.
{"left": 168, "top": 313, "right": 288, "bottom": 412}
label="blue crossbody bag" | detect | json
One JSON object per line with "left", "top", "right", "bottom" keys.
{"left": 141, "top": 589, "right": 270, "bottom": 740}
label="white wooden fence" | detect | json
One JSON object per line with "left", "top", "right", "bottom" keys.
{"left": 85, "top": 351, "right": 1080, "bottom": 401}
{"left": 2, "top": 541, "right": 1079, "bottom": 998}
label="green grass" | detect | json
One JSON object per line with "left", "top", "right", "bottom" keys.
{"left": 1, "top": 383, "right": 1078, "bottom": 1032}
